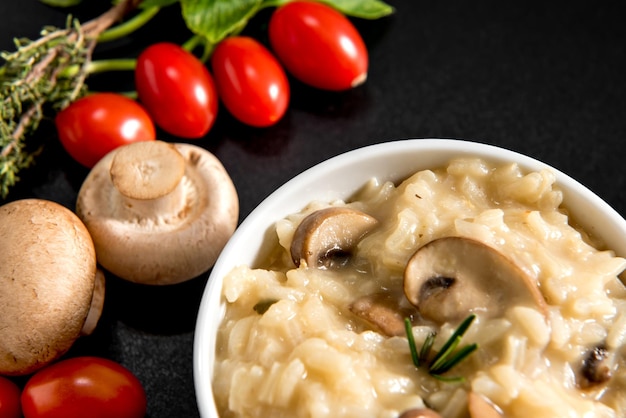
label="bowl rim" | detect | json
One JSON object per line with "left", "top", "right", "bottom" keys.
{"left": 193, "top": 138, "right": 626, "bottom": 417}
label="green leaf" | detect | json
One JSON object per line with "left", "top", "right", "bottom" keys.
{"left": 180, "top": 0, "right": 263, "bottom": 45}
{"left": 318, "top": 0, "right": 394, "bottom": 19}
{"left": 39, "top": 0, "right": 83, "bottom": 7}
{"left": 253, "top": 298, "right": 278, "bottom": 314}
{"left": 260, "top": 0, "right": 394, "bottom": 19}
{"left": 138, "top": 0, "right": 180, "bottom": 9}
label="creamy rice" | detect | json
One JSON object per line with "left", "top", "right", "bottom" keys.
{"left": 214, "top": 157, "right": 626, "bottom": 418}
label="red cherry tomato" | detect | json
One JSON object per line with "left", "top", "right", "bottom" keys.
{"left": 0, "top": 376, "right": 21, "bottom": 418}
{"left": 135, "top": 42, "right": 218, "bottom": 138}
{"left": 268, "top": 1, "right": 368, "bottom": 91}
{"left": 55, "top": 93, "right": 156, "bottom": 168}
{"left": 21, "top": 357, "right": 146, "bottom": 418}
{"left": 211, "top": 36, "right": 290, "bottom": 127}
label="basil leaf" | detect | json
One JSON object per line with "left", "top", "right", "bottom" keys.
{"left": 39, "top": 0, "right": 83, "bottom": 7}
{"left": 180, "top": 0, "right": 263, "bottom": 44}
{"left": 261, "top": 0, "right": 394, "bottom": 19}
{"left": 138, "top": 0, "right": 180, "bottom": 9}
{"left": 319, "top": 0, "right": 394, "bottom": 19}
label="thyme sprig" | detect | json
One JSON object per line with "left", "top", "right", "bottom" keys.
{"left": 0, "top": 0, "right": 142, "bottom": 198}
{"left": 404, "top": 314, "right": 478, "bottom": 382}
{"left": 0, "top": 0, "right": 394, "bottom": 199}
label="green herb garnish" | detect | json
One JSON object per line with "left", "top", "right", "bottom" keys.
{"left": 253, "top": 298, "right": 278, "bottom": 314}
{"left": 404, "top": 314, "right": 478, "bottom": 382}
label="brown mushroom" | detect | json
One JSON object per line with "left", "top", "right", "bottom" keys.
{"left": 578, "top": 344, "right": 614, "bottom": 389}
{"left": 468, "top": 392, "right": 502, "bottom": 418}
{"left": 349, "top": 292, "right": 418, "bottom": 337}
{"left": 404, "top": 237, "right": 547, "bottom": 324}
{"left": 0, "top": 199, "right": 99, "bottom": 375}
{"left": 398, "top": 408, "right": 442, "bottom": 418}
{"left": 290, "top": 207, "right": 378, "bottom": 268}
{"left": 76, "top": 140, "right": 239, "bottom": 285}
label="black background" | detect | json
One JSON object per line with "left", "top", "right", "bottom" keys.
{"left": 1, "top": 0, "right": 625, "bottom": 416}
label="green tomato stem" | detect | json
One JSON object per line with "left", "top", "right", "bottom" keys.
{"left": 200, "top": 42, "right": 214, "bottom": 63}
{"left": 97, "top": 6, "right": 161, "bottom": 43}
{"left": 182, "top": 35, "right": 214, "bottom": 63}
{"left": 182, "top": 34, "right": 203, "bottom": 52}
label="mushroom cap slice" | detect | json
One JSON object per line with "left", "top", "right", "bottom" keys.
{"left": 0, "top": 199, "right": 97, "bottom": 375}
{"left": 76, "top": 141, "right": 239, "bottom": 285}
{"left": 468, "top": 392, "right": 502, "bottom": 418}
{"left": 290, "top": 207, "right": 378, "bottom": 268}
{"left": 398, "top": 408, "right": 443, "bottom": 418}
{"left": 404, "top": 237, "right": 547, "bottom": 324}
{"left": 349, "top": 292, "right": 418, "bottom": 337}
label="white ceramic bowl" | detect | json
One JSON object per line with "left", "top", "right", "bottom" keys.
{"left": 193, "top": 138, "right": 626, "bottom": 417}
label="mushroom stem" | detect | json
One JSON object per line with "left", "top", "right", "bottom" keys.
{"left": 81, "top": 268, "right": 106, "bottom": 336}
{"left": 109, "top": 140, "right": 187, "bottom": 219}
{"left": 113, "top": 177, "right": 188, "bottom": 220}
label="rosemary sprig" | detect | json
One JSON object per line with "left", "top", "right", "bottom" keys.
{"left": 404, "top": 314, "right": 478, "bottom": 382}
{"left": 0, "top": 0, "right": 142, "bottom": 199}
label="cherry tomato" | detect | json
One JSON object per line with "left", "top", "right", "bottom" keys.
{"left": 21, "top": 357, "right": 146, "bottom": 418}
{"left": 211, "top": 36, "right": 289, "bottom": 127}
{"left": 268, "top": 1, "right": 369, "bottom": 91}
{"left": 0, "top": 376, "right": 21, "bottom": 418}
{"left": 135, "top": 42, "right": 218, "bottom": 138}
{"left": 55, "top": 93, "right": 156, "bottom": 168}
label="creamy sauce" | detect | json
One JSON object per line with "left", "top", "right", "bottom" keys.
{"left": 214, "top": 158, "right": 626, "bottom": 418}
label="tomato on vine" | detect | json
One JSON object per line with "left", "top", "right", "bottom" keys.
{"left": 55, "top": 93, "right": 156, "bottom": 168}
{"left": 135, "top": 42, "right": 219, "bottom": 138}
{"left": 268, "top": 1, "right": 369, "bottom": 91}
{"left": 211, "top": 36, "right": 290, "bottom": 127}
{"left": 21, "top": 357, "right": 146, "bottom": 418}
{"left": 0, "top": 376, "right": 21, "bottom": 418}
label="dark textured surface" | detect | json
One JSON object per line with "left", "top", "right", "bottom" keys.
{"left": 1, "top": 0, "right": 625, "bottom": 416}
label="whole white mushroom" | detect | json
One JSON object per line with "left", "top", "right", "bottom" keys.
{"left": 76, "top": 140, "right": 239, "bottom": 285}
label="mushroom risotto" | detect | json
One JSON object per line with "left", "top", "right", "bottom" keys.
{"left": 213, "top": 157, "right": 626, "bottom": 418}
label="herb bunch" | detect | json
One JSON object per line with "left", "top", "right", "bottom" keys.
{"left": 404, "top": 314, "right": 479, "bottom": 382}
{"left": 0, "top": 0, "right": 393, "bottom": 198}
{"left": 0, "top": 0, "right": 142, "bottom": 198}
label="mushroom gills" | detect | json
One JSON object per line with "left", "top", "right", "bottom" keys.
{"left": 468, "top": 392, "right": 503, "bottom": 418}
{"left": 404, "top": 237, "right": 547, "bottom": 324}
{"left": 578, "top": 344, "right": 614, "bottom": 389}
{"left": 290, "top": 207, "right": 378, "bottom": 269}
